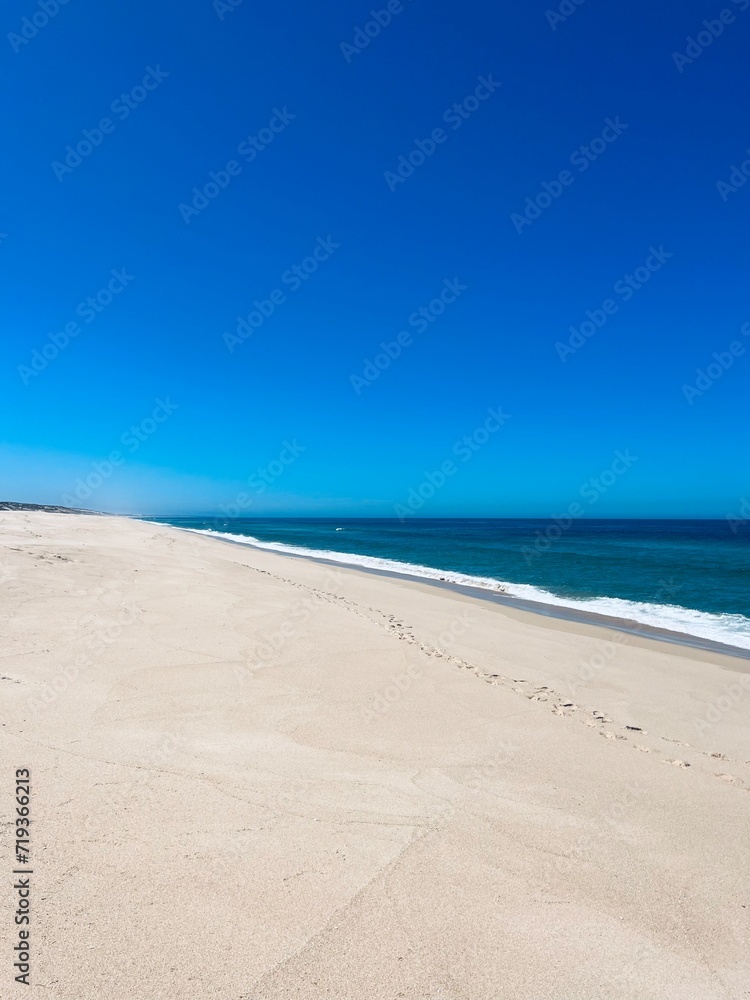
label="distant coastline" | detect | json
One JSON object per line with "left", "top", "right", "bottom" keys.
{"left": 0, "top": 501, "right": 104, "bottom": 514}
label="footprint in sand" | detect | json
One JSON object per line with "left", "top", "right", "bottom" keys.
{"left": 552, "top": 702, "right": 577, "bottom": 716}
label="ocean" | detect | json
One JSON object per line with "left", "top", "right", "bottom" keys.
{"left": 146, "top": 517, "right": 750, "bottom": 651}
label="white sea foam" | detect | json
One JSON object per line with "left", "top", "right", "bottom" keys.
{"left": 496, "top": 583, "right": 750, "bottom": 651}
{"left": 183, "top": 527, "right": 750, "bottom": 651}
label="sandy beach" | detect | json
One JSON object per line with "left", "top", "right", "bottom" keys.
{"left": 2, "top": 510, "right": 749, "bottom": 999}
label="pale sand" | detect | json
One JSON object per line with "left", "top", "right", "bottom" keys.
{"left": 1, "top": 512, "right": 748, "bottom": 1000}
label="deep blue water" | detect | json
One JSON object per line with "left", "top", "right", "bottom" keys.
{"left": 146, "top": 517, "right": 750, "bottom": 649}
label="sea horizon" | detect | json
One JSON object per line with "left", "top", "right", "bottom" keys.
{"left": 141, "top": 515, "right": 742, "bottom": 521}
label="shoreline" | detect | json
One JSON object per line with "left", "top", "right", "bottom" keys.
{"left": 172, "top": 524, "right": 750, "bottom": 662}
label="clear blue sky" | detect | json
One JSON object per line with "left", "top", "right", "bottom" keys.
{"left": 2, "top": 0, "right": 749, "bottom": 516}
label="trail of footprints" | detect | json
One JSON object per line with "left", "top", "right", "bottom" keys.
{"left": 246, "top": 565, "right": 749, "bottom": 791}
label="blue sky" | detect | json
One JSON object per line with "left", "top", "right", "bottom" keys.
{"left": 2, "top": 0, "right": 749, "bottom": 516}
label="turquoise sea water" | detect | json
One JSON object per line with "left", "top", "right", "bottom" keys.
{"left": 147, "top": 517, "right": 750, "bottom": 650}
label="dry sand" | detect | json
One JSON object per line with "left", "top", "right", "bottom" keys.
{"left": 1, "top": 511, "right": 748, "bottom": 999}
